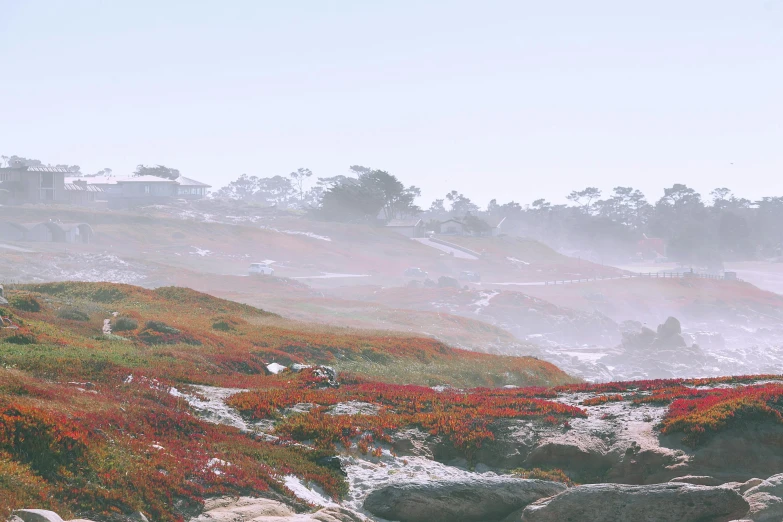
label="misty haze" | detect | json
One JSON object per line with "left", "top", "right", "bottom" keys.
{"left": 1, "top": 2, "right": 782, "bottom": 522}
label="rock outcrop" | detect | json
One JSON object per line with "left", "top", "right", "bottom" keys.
{"left": 8, "top": 499, "right": 368, "bottom": 522}
{"left": 517, "top": 483, "right": 749, "bottom": 522}
{"left": 189, "top": 497, "right": 368, "bottom": 522}
{"left": 363, "top": 477, "right": 566, "bottom": 522}
{"left": 741, "top": 474, "right": 783, "bottom": 522}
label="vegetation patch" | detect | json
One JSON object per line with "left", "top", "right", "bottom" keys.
{"left": 9, "top": 294, "right": 42, "bottom": 313}
{"left": 512, "top": 467, "right": 575, "bottom": 486}
{"left": 57, "top": 308, "right": 91, "bottom": 322}
{"left": 659, "top": 384, "right": 783, "bottom": 445}
{"left": 229, "top": 370, "right": 585, "bottom": 458}
{"left": 581, "top": 394, "right": 624, "bottom": 406}
{"left": 112, "top": 316, "right": 139, "bottom": 332}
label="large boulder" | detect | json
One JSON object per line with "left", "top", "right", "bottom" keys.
{"left": 742, "top": 474, "right": 783, "bottom": 522}
{"left": 519, "top": 483, "right": 749, "bottom": 522}
{"left": 363, "top": 477, "right": 566, "bottom": 522}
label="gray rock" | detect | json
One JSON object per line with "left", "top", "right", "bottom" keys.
{"left": 311, "top": 506, "right": 369, "bottom": 522}
{"left": 191, "top": 497, "right": 368, "bottom": 522}
{"left": 744, "top": 474, "right": 783, "bottom": 498}
{"left": 363, "top": 477, "right": 566, "bottom": 522}
{"left": 520, "top": 483, "right": 749, "bottom": 522}
{"left": 525, "top": 435, "right": 611, "bottom": 479}
{"left": 743, "top": 492, "right": 783, "bottom": 522}
{"left": 657, "top": 317, "right": 682, "bottom": 338}
{"left": 742, "top": 474, "right": 783, "bottom": 522}
{"left": 740, "top": 478, "right": 766, "bottom": 494}
{"left": 12, "top": 511, "right": 64, "bottom": 522}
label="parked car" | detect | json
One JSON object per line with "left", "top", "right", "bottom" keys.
{"left": 404, "top": 267, "right": 428, "bottom": 278}
{"left": 459, "top": 270, "right": 481, "bottom": 282}
{"left": 249, "top": 262, "right": 274, "bottom": 275}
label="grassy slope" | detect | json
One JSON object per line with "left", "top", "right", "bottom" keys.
{"left": 0, "top": 282, "right": 577, "bottom": 520}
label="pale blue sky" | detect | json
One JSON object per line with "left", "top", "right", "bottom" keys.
{"left": 1, "top": 1, "right": 781, "bottom": 206}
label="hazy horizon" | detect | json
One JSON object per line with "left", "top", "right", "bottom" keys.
{"left": 1, "top": 0, "right": 781, "bottom": 207}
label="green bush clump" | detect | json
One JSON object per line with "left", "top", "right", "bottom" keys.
{"left": 4, "top": 333, "right": 37, "bottom": 345}
{"left": 145, "top": 321, "right": 180, "bottom": 335}
{"left": 112, "top": 317, "right": 138, "bottom": 332}
{"left": 9, "top": 295, "right": 41, "bottom": 313}
{"left": 212, "top": 320, "right": 233, "bottom": 331}
{"left": 57, "top": 309, "right": 90, "bottom": 322}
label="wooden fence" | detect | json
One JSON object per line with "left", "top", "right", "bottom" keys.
{"left": 544, "top": 271, "right": 741, "bottom": 286}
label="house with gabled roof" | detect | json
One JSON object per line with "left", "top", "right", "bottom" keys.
{"left": 385, "top": 218, "right": 424, "bottom": 238}
{"left": 65, "top": 173, "right": 211, "bottom": 208}
{"left": 438, "top": 219, "right": 465, "bottom": 236}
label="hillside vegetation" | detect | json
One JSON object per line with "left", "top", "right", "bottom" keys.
{"left": 0, "top": 282, "right": 574, "bottom": 521}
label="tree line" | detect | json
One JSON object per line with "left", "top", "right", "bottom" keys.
{"left": 214, "top": 168, "right": 782, "bottom": 264}
{"left": 4, "top": 153, "right": 779, "bottom": 264}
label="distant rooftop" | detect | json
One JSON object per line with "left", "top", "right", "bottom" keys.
{"left": 65, "top": 174, "right": 209, "bottom": 186}
{"left": 64, "top": 183, "right": 104, "bottom": 192}
{"left": 2, "top": 165, "right": 77, "bottom": 174}
{"left": 175, "top": 175, "right": 211, "bottom": 187}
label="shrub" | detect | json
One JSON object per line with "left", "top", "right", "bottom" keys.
{"left": 144, "top": 321, "right": 180, "bottom": 335}
{"left": 113, "top": 316, "right": 139, "bottom": 332}
{"left": 212, "top": 320, "right": 233, "bottom": 332}
{"left": 9, "top": 294, "right": 41, "bottom": 313}
{"left": 0, "top": 405, "right": 87, "bottom": 479}
{"left": 512, "top": 467, "right": 575, "bottom": 486}
{"left": 0, "top": 454, "right": 62, "bottom": 520}
{"left": 581, "top": 394, "right": 624, "bottom": 406}
{"left": 659, "top": 384, "right": 783, "bottom": 445}
{"left": 4, "top": 333, "right": 36, "bottom": 345}
{"left": 57, "top": 309, "right": 90, "bottom": 322}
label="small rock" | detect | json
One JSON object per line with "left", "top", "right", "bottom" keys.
{"left": 311, "top": 506, "right": 369, "bottom": 522}
{"left": 129, "top": 513, "right": 148, "bottom": 522}
{"left": 12, "top": 511, "right": 64, "bottom": 522}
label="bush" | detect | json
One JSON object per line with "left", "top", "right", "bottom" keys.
{"left": 57, "top": 309, "right": 90, "bottom": 322}
{"left": 9, "top": 294, "right": 41, "bottom": 313}
{"left": 512, "top": 467, "right": 575, "bottom": 486}
{"left": 145, "top": 321, "right": 180, "bottom": 335}
{"left": 112, "top": 316, "right": 139, "bottom": 332}
{"left": 212, "top": 320, "right": 233, "bottom": 331}
{"left": 4, "top": 333, "right": 37, "bottom": 345}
